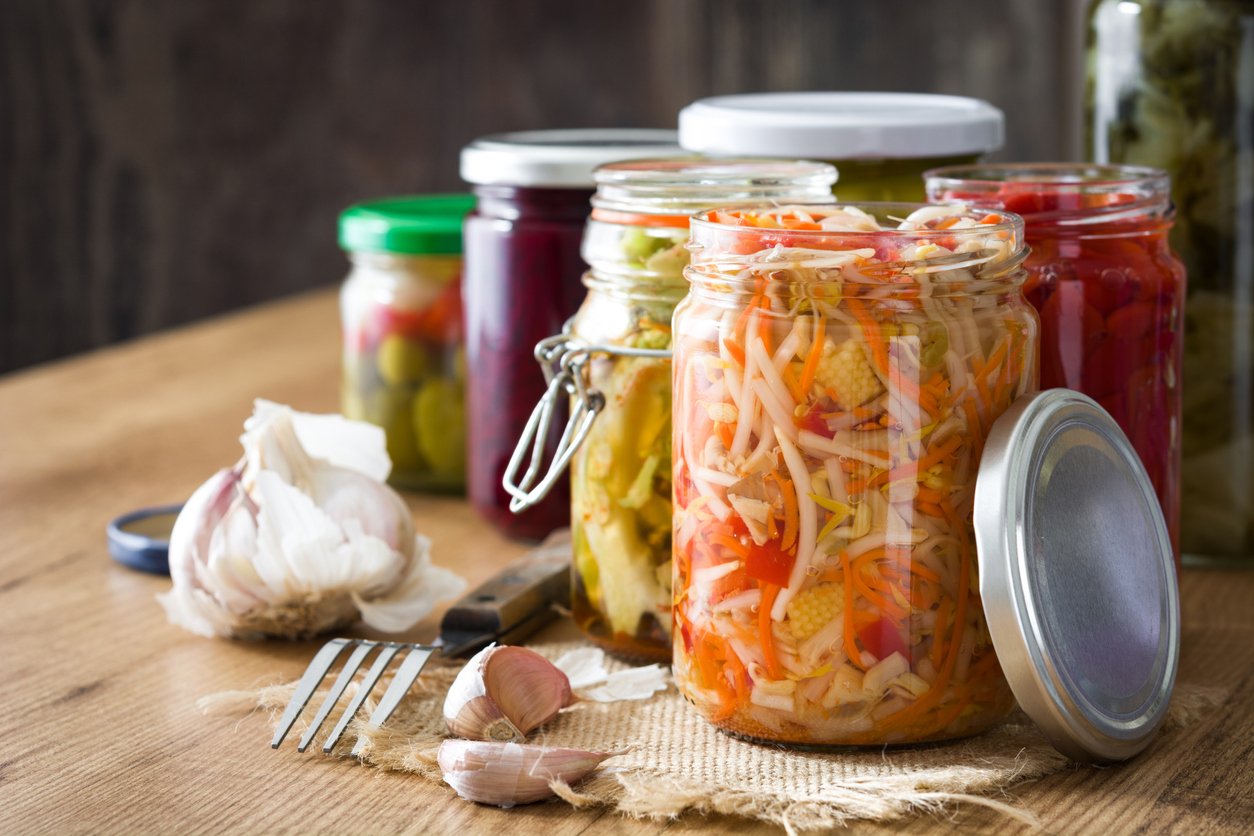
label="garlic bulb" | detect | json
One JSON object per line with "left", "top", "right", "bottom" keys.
{"left": 158, "top": 400, "right": 465, "bottom": 639}
{"left": 444, "top": 645, "right": 573, "bottom": 741}
{"left": 437, "top": 740, "right": 614, "bottom": 807}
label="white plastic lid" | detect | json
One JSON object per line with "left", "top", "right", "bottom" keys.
{"left": 678, "top": 93, "right": 1004, "bottom": 160}
{"left": 460, "top": 129, "right": 682, "bottom": 188}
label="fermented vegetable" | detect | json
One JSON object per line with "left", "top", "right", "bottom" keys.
{"left": 672, "top": 204, "right": 1034, "bottom": 744}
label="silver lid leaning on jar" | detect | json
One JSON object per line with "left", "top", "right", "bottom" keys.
{"left": 974, "top": 388, "right": 1180, "bottom": 763}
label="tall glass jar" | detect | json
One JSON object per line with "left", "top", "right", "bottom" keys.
{"left": 672, "top": 204, "right": 1036, "bottom": 745}
{"left": 1087, "top": 0, "right": 1254, "bottom": 563}
{"left": 339, "top": 195, "right": 475, "bottom": 492}
{"left": 505, "top": 160, "right": 837, "bottom": 662}
{"left": 460, "top": 130, "right": 680, "bottom": 540}
{"left": 926, "top": 165, "right": 1185, "bottom": 560}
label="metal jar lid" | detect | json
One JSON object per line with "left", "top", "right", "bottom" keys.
{"left": 974, "top": 389, "right": 1180, "bottom": 763}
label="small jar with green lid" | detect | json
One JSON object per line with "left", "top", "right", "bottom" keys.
{"left": 338, "top": 195, "right": 475, "bottom": 492}
{"left": 678, "top": 93, "right": 1004, "bottom": 201}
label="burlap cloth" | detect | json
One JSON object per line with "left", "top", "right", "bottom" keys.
{"left": 201, "top": 641, "right": 1224, "bottom": 832}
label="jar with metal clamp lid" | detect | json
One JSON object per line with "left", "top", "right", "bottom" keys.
{"left": 505, "top": 159, "right": 837, "bottom": 662}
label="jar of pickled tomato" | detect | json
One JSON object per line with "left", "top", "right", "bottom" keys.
{"left": 672, "top": 203, "right": 1036, "bottom": 745}
{"left": 926, "top": 165, "right": 1185, "bottom": 559}
{"left": 460, "top": 129, "right": 680, "bottom": 540}
{"left": 339, "top": 195, "right": 475, "bottom": 492}
{"left": 678, "top": 93, "right": 1004, "bottom": 201}
{"left": 505, "top": 159, "right": 837, "bottom": 662}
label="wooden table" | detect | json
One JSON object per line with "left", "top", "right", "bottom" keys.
{"left": 2, "top": 289, "right": 1251, "bottom": 835}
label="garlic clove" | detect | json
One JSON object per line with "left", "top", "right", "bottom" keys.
{"left": 437, "top": 740, "right": 614, "bottom": 807}
{"left": 444, "top": 645, "right": 572, "bottom": 741}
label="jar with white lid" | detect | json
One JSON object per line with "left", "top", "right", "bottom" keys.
{"left": 460, "top": 129, "right": 681, "bottom": 540}
{"left": 505, "top": 158, "right": 837, "bottom": 661}
{"left": 678, "top": 92, "right": 1004, "bottom": 202}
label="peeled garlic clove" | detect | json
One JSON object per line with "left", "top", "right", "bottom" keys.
{"left": 437, "top": 740, "right": 614, "bottom": 807}
{"left": 444, "top": 645, "right": 572, "bottom": 741}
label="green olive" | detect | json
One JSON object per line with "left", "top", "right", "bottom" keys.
{"left": 375, "top": 334, "right": 430, "bottom": 386}
{"left": 366, "top": 388, "right": 425, "bottom": 474}
{"left": 413, "top": 378, "right": 465, "bottom": 477}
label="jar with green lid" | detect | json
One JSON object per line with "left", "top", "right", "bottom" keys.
{"left": 678, "top": 93, "right": 1004, "bottom": 201}
{"left": 1087, "top": 0, "right": 1254, "bottom": 563}
{"left": 505, "top": 158, "right": 836, "bottom": 662}
{"left": 339, "top": 195, "right": 475, "bottom": 492}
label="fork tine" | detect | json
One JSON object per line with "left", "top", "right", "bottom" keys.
{"left": 349, "top": 645, "right": 436, "bottom": 757}
{"left": 296, "top": 640, "right": 376, "bottom": 753}
{"left": 321, "top": 642, "right": 405, "bottom": 754}
{"left": 271, "top": 638, "right": 352, "bottom": 749}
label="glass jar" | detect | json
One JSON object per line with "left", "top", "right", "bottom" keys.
{"left": 339, "top": 195, "right": 475, "bottom": 492}
{"left": 926, "top": 165, "right": 1185, "bottom": 560}
{"left": 460, "top": 130, "right": 680, "bottom": 540}
{"left": 672, "top": 204, "right": 1035, "bottom": 745}
{"left": 1087, "top": 0, "right": 1254, "bottom": 563}
{"left": 678, "top": 93, "right": 1004, "bottom": 201}
{"left": 505, "top": 159, "right": 838, "bottom": 662}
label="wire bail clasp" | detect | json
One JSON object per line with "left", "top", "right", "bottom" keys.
{"left": 502, "top": 321, "right": 670, "bottom": 512}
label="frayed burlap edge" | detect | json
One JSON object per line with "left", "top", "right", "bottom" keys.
{"left": 199, "top": 647, "right": 1225, "bottom": 833}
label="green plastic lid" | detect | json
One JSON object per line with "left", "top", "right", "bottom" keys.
{"left": 338, "top": 194, "right": 476, "bottom": 255}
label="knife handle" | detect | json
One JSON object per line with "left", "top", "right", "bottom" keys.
{"left": 439, "top": 529, "right": 571, "bottom": 652}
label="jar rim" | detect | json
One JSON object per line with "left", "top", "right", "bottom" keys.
{"left": 686, "top": 202, "right": 1027, "bottom": 286}
{"left": 591, "top": 157, "right": 838, "bottom": 216}
{"left": 923, "top": 163, "right": 1172, "bottom": 227}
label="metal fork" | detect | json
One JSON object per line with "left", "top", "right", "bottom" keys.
{"left": 270, "top": 639, "right": 437, "bottom": 756}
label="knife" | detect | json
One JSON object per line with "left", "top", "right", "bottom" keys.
{"left": 435, "top": 528, "right": 572, "bottom": 658}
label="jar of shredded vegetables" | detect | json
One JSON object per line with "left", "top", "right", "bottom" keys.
{"left": 926, "top": 165, "right": 1185, "bottom": 562}
{"left": 504, "top": 159, "right": 836, "bottom": 663}
{"left": 672, "top": 204, "right": 1036, "bottom": 745}
{"left": 339, "top": 195, "right": 475, "bottom": 492}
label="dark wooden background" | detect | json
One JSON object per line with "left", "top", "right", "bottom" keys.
{"left": 0, "top": 0, "right": 1087, "bottom": 373}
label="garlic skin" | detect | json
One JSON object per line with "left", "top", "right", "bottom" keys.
{"left": 437, "top": 740, "right": 614, "bottom": 807}
{"left": 444, "top": 645, "right": 573, "bottom": 741}
{"left": 158, "top": 400, "right": 465, "bottom": 639}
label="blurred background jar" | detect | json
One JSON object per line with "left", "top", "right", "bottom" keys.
{"left": 678, "top": 92, "right": 1004, "bottom": 201}
{"left": 339, "top": 195, "right": 475, "bottom": 492}
{"left": 460, "top": 130, "right": 680, "bottom": 541}
{"left": 1087, "top": 0, "right": 1254, "bottom": 564}
{"left": 506, "top": 158, "right": 837, "bottom": 662}
{"left": 927, "top": 164, "right": 1185, "bottom": 560}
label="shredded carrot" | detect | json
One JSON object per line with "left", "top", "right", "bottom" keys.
{"left": 723, "top": 338, "right": 746, "bottom": 369}
{"left": 930, "top": 597, "right": 951, "bottom": 668}
{"left": 775, "top": 473, "right": 799, "bottom": 551}
{"left": 798, "top": 315, "right": 827, "bottom": 394}
{"left": 846, "top": 299, "right": 890, "bottom": 376}
{"left": 839, "top": 551, "right": 865, "bottom": 670}
{"left": 781, "top": 364, "right": 805, "bottom": 405}
{"left": 759, "top": 584, "right": 782, "bottom": 679}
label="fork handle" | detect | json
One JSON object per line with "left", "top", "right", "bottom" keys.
{"left": 438, "top": 529, "right": 571, "bottom": 656}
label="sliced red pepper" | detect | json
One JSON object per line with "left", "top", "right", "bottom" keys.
{"left": 857, "top": 616, "right": 910, "bottom": 661}
{"left": 744, "top": 539, "right": 796, "bottom": 587}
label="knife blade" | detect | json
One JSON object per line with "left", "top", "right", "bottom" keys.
{"left": 436, "top": 528, "right": 572, "bottom": 657}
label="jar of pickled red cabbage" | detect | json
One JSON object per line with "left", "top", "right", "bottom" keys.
{"left": 505, "top": 159, "right": 837, "bottom": 662}
{"left": 926, "top": 165, "right": 1185, "bottom": 560}
{"left": 339, "top": 195, "right": 475, "bottom": 492}
{"left": 460, "top": 130, "right": 680, "bottom": 540}
{"left": 672, "top": 204, "right": 1036, "bottom": 745}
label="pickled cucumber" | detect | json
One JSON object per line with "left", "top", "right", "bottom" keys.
{"left": 376, "top": 334, "right": 430, "bottom": 386}
{"left": 367, "top": 388, "right": 425, "bottom": 473}
{"left": 413, "top": 378, "right": 465, "bottom": 476}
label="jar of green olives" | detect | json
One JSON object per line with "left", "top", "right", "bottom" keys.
{"left": 339, "top": 195, "right": 475, "bottom": 492}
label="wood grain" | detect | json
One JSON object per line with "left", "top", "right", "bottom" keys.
{"left": 2, "top": 289, "right": 1251, "bottom": 835}
{"left": 0, "top": 0, "right": 1087, "bottom": 373}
